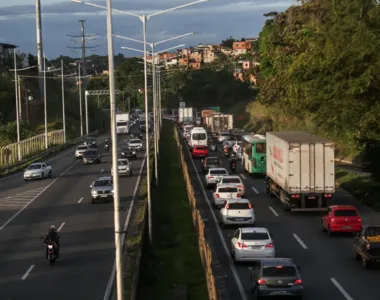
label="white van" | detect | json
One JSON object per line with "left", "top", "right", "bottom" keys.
{"left": 190, "top": 127, "right": 208, "bottom": 147}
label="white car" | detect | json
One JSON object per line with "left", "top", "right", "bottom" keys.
{"left": 230, "top": 227, "right": 275, "bottom": 262}
{"left": 216, "top": 176, "right": 245, "bottom": 196}
{"left": 205, "top": 168, "right": 229, "bottom": 188}
{"left": 219, "top": 198, "right": 255, "bottom": 227}
{"left": 75, "top": 145, "right": 89, "bottom": 158}
{"left": 127, "top": 139, "right": 143, "bottom": 150}
{"left": 24, "top": 162, "right": 52, "bottom": 181}
{"left": 111, "top": 158, "right": 132, "bottom": 177}
{"left": 212, "top": 183, "right": 242, "bottom": 208}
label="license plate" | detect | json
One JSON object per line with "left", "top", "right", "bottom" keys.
{"left": 250, "top": 246, "right": 261, "bottom": 250}
{"left": 342, "top": 226, "right": 351, "bottom": 229}
{"left": 100, "top": 194, "right": 109, "bottom": 198}
{"left": 308, "top": 196, "right": 316, "bottom": 199}
{"left": 235, "top": 218, "right": 244, "bottom": 221}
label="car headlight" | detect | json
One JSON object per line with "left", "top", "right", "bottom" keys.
{"left": 121, "top": 152, "right": 125, "bottom": 155}
{"left": 132, "top": 151, "right": 136, "bottom": 154}
{"left": 91, "top": 190, "right": 98, "bottom": 195}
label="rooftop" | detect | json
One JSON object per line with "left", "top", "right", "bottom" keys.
{"left": 0, "top": 43, "right": 17, "bottom": 49}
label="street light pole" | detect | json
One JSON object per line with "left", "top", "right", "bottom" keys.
{"left": 151, "top": 45, "right": 158, "bottom": 186}
{"left": 85, "top": 91, "right": 89, "bottom": 135}
{"left": 105, "top": 0, "right": 124, "bottom": 299}
{"left": 78, "top": 63, "right": 84, "bottom": 136}
{"left": 61, "top": 60, "right": 66, "bottom": 143}
{"left": 43, "top": 54, "right": 48, "bottom": 149}
{"left": 13, "top": 49, "right": 21, "bottom": 161}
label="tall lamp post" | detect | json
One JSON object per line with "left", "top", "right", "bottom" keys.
{"left": 121, "top": 44, "right": 185, "bottom": 186}
{"left": 71, "top": 0, "right": 209, "bottom": 247}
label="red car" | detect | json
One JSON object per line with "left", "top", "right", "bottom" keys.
{"left": 192, "top": 146, "right": 209, "bottom": 158}
{"left": 322, "top": 205, "right": 362, "bottom": 236}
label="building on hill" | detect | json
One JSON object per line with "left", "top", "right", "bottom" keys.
{"left": 0, "top": 42, "right": 17, "bottom": 71}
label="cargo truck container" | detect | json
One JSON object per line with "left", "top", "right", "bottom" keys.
{"left": 116, "top": 113, "right": 129, "bottom": 134}
{"left": 265, "top": 131, "right": 335, "bottom": 212}
{"left": 179, "top": 107, "right": 193, "bottom": 123}
{"left": 210, "top": 114, "right": 233, "bottom": 133}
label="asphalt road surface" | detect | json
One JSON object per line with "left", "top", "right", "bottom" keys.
{"left": 180, "top": 130, "right": 380, "bottom": 300}
{"left": 0, "top": 125, "right": 147, "bottom": 300}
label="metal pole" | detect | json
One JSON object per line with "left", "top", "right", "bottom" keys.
{"left": 14, "top": 49, "right": 21, "bottom": 161}
{"left": 61, "top": 60, "right": 66, "bottom": 143}
{"left": 43, "top": 54, "right": 48, "bottom": 149}
{"left": 155, "top": 66, "right": 159, "bottom": 154}
{"left": 106, "top": 0, "right": 124, "bottom": 299}
{"left": 18, "top": 75, "right": 22, "bottom": 119}
{"left": 159, "top": 69, "right": 162, "bottom": 128}
{"left": 78, "top": 63, "right": 83, "bottom": 136}
{"left": 152, "top": 45, "right": 158, "bottom": 186}
{"left": 142, "top": 14, "right": 152, "bottom": 244}
{"left": 85, "top": 91, "right": 89, "bottom": 135}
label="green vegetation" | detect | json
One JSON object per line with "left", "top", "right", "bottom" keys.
{"left": 336, "top": 168, "right": 380, "bottom": 211}
{"left": 137, "top": 121, "right": 208, "bottom": 300}
{"left": 247, "top": 0, "right": 380, "bottom": 161}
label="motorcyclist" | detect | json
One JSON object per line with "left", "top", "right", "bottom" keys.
{"left": 223, "top": 144, "right": 229, "bottom": 156}
{"left": 43, "top": 225, "right": 60, "bottom": 258}
{"left": 104, "top": 139, "right": 110, "bottom": 152}
{"left": 229, "top": 153, "right": 237, "bottom": 170}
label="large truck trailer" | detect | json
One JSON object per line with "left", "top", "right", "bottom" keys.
{"left": 265, "top": 131, "right": 335, "bottom": 212}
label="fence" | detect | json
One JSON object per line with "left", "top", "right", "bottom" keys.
{"left": 173, "top": 126, "right": 218, "bottom": 300}
{"left": 0, "top": 130, "right": 64, "bottom": 167}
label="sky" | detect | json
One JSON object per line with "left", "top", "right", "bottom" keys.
{"left": 0, "top": 0, "right": 296, "bottom": 59}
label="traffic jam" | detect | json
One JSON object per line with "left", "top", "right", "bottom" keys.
{"left": 165, "top": 104, "right": 380, "bottom": 300}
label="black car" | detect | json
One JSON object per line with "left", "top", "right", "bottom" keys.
{"left": 82, "top": 149, "right": 101, "bottom": 164}
{"left": 120, "top": 148, "right": 137, "bottom": 160}
{"left": 249, "top": 258, "right": 303, "bottom": 299}
{"left": 202, "top": 156, "right": 222, "bottom": 173}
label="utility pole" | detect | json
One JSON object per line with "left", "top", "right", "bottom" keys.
{"left": 35, "top": 0, "right": 44, "bottom": 100}
{"left": 67, "top": 20, "right": 99, "bottom": 90}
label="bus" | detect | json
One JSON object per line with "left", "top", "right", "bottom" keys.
{"left": 241, "top": 134, "right": 266, "bottom": 175}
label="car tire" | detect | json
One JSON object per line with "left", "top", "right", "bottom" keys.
{"left": 48, "top": 171, "right": 52, "bottom": 178}
{"left": 41, "top": 173, "right": 44, "bottom": 180}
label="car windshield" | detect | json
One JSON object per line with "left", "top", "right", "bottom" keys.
{"left": 27, "top": 164, "right": 41, "bottom": 170}
{"left": 84, "top": 150, "right": 97, "bottom": 156}
{"left": 192, "top": 133, "right": 206, "bottom": 140}
{"left": 228, "top": 202, "right": 250, "bottom": 209}
{"left": 117, "top": 122, "right": 128, "bottom": 126}
{"left": 223, "top": 178, "right": 241, "bottom": 184}
{"left": 94, "top": 180, "right": 112, "bottom": 187}
{"left": 210, "top": 170, "right": 227, "bottom": 175}
{"left": 241, "top": 232, "right": 269, "bottom": 240}
{"left": 78, "top": 146, "right": 88, "bottom": 150}
{"left": 218, "top": 187, "right": 238, "bottom": 193}
{"left": 130, "top": 140, "right": 141, "bottom": 144}
{"left": 118, "top": 160, "right": 129, "bottom": 165}
{"left": 334, "top": 209, "right": 358, "bottom": 216}
{"left": 207, "top": 158, "right": 220, "bottom": 164}
{"left": 256, "top": 143, "right": 266, "bottom": 154}
{"left": 262, "top": 266, "right": 296, "bottom": 277}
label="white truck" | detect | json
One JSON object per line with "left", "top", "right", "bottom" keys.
{"left": 210, "top": 114, "right": 233, "bottom": 133}
{"left": 265, "top": 131, "right": 335, "bottom": 212}
{"left": 116, "top": 113, "right": 129, "bottom": 135}
{"left": 179, "top": 107, "right": 194, "bottom": 123}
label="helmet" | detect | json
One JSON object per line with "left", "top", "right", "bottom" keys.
{"left": 105, "top": 139, "right": 108, "bottom": 142}
{"left": 49, "top": 225, "right": 56, "bottom": 232}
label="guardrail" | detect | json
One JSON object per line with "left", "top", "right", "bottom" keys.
{"left": 174, "top": 126, "right": 218, "bottom": 300}
{"left": 0, "top": 131, "right": 99, "bottom": 175}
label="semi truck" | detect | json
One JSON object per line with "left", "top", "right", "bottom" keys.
{"left": 179, "top": 107, "right": 194, "bottom": 123}
{"left": 116, "top": 113, "right": 129, "bottom": 135}
{"left": 210, "top": 114, "right": 234, "bottom": 133}
{"left": 265, "top": 131, "right": 335, "bottom": 212}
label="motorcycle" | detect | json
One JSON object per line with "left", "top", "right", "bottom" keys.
{"left": 45, "top": 242, "right": 58, "bottom": 266}
{"left": 230, "top": 160, "right": 237, "bottom": 172}
{"left": 104, "top": 144, "right": 109, "bottom": 152}
{"left": 223, "top": 147, "right": 229, "bottom": 157}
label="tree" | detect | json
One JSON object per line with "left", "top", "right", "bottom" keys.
{"left": 221, "top": 36, "right": 236, "bottom": 48}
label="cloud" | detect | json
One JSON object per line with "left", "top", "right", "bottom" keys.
{"left": 0, "top": 0, "right": 296, "bottom": 58}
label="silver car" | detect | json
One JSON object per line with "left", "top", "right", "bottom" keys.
{"left": 127, "top": 139, "right": 143, "bottom": 150}
{"left": 89, "top": 176, "right": 114, "bottom": 204}
{"left": 112, "top": 158, "right": 132, "bottom": 177}
{"left": 212, "top": 183, "right": 241, "bottom": 208}
{"left": 205, "top": 168, "right": 228, "bottom": 188}
{"left": 75, "top": 145, "right": 89, "bottom": 158}
{"left": 219, "top": 198, "right": 255, "bottom": 226}
{"left": 216, "top": 176, "right": 245, "bottom": 196}
{"left": 230, "top": 227, "right": 275, "bottom": 262}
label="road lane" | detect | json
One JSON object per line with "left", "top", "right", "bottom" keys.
{"left": 0, "top": 129, "right": 147, "bottom": 300}
{"left": 178, "top": 126, "right": 380, "bottom": 300}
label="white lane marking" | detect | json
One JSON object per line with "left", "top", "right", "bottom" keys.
{"left": 101, "top": 169, "right": 104, "bottom": 173}
{"left": 269, "top": 206, "right": 279, "bottom": 217}
{"left": 331, "top": 278, "right": 354, "bottom": 300}
{"left": 103, "top": 144, "right": 150, "bottom": 300}
{"left": 77, "top": 197, "right": 83, "bottom": 204}
{"left": 293, "top": 233, "right": 308, "bottom": 249}
{"left": 252, "top": 186, "right": 259, "bottom": 194}
{"left": 182, "top": 132, "right": 248, "bottom": 300}
{"left": 21, "top": 265, "right": 35, "bottom": 280}
{"left": 0, "top": 161, "right": 79, "bottom": 231}
{"left": 240, "top": 173, "right": 247, "bottom": 180}
{"left": 57, "top": 222, "right": 66, "bottom": 232}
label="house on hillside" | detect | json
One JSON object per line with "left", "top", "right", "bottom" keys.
{"left": 0, "top": 42, "right": 17, "bottom": 70}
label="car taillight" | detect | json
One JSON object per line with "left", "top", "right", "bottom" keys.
{"left": 248, "top": 203, "right": 252, "bottom": 209}
{"left": 237, "top": 185, "right": 243, "bottom": 188}
{"left": 225, "top": 203, "right": 230, "bottom": 209}
{"left": 324, "top": 194, "right": 332, "bottom": 198}
{"left": 294, "top": 279, "right": 302, "bottom": 285}
{"left": 291, "top": 194, "right": 300, "bottom": 199}
{"left": 331, "top": 218, "right": 336, "bottom": 223}
{"left": 208, "top": 176, "right": 213, "bottom": 179}
{"left": 257, "top": 279, "right": 266, "bottom": 285}
{"left": 215, "top": 193, "right": 220, "bottom": 198}
{"left": 358, "top": 218, "right": 362, "bottom": 223}
{"left": 367, "top": 244, "right": 371, "bottom": 250}
{"left": 237, "top": 193, "right": 241, "bottom": 197}
{"left": 237, "top": 242, "right": 248, "bottom": 249}
{"left": 265, "top": 243, "right": 274, "bottom": 248}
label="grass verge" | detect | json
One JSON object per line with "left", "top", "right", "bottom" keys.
{"left": 336, "top": 168, "right": 380, "bottom": 210}
{"left": 137, "top": 121, "right": 208, "bottom": 300}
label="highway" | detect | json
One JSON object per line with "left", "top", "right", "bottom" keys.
{"left": 0, "top": 125, "right": 147, "bottom": 300}
{"left": 179, "top": 129, "right": 380, "bottom": 300}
